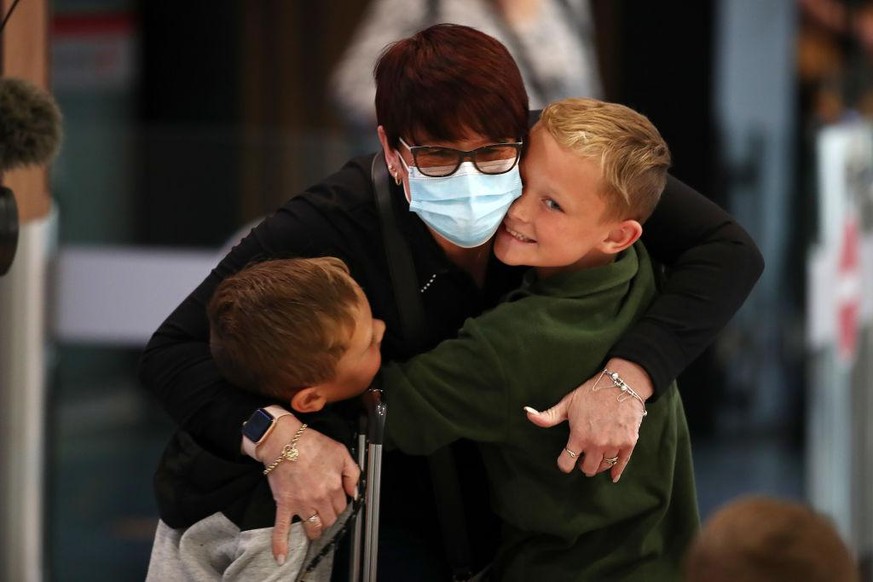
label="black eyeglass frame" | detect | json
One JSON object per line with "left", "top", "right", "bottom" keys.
{"left": 399, "top": 137, "right": 524, "bottom": 178}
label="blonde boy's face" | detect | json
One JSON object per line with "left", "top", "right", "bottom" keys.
{"left": 319, "top": 287, "right": 385, "bottom": 404}
{"left": 494, "top": 124, "right": 622, "bottom": 277}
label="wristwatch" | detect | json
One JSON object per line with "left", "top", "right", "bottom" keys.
{"left": 241, "top": 405, "right": 291, "bottom": 458}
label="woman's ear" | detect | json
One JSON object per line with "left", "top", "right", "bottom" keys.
{"left": 377, "top": 125, "right": 392, "bottom": 159}
{"left": 377, "top": 125, "right": 406, "bottom": 193}
{"left": 599, "top": 219, "right": 643, "bottom": 255}
{"left": 290, "top": 387, "right": 328, "bottom": 414}
{"left": 378, "top": 126, "right": 400, "bottom": 167}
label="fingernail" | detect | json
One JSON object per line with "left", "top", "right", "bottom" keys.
{"left": 277, "top": 554, "right": 286, "bottom": 566}
{"left": 523, "top": 406, "right": 539, "bottom": 414}
{"left": 613, "top": 474, "right": 621, "bottom": 484}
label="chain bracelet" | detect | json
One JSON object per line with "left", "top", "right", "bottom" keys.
{"left": 263, "top": 423, "right": 308, "bottom": 475}
{"left": 592, "top": 369, "right": 648, "bottom": 417}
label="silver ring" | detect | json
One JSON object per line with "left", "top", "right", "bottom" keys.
{"left": 564, "top": 448, "right": 579, "bottom": 459}
{"left": 603, "top": 456, "right": 619, "bottom": 467}
{"left": 306, "top": 513, "right": 321, "bottom": 525}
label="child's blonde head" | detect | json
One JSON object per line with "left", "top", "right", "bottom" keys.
{"left": 539, "top": 98, "right": 670, "bottom": 222}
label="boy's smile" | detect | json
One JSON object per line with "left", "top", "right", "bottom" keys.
{"left": 494, "top": 123, "right": 625, "bottom": 278}
{"left": 503, "top": 224, "right": 535, "bottom": 243}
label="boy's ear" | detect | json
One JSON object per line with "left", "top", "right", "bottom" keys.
{"left": 290, "top": 387, "right": 328, "bottom": 414}
{"left": 599, "top": 219, "right": 643, "bottom": 255}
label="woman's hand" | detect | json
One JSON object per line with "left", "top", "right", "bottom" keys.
{"left": 254, "top": 416, "right": 361, "bottom": 565}
{"left": 525, "top": 358, "right": 652, "bottom": 483}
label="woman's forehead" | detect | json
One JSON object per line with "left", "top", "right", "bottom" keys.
{"left": 407, "top": 127, "right": 516, "bottom": 149}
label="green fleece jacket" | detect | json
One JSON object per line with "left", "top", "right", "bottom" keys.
{"left": 382, "top": 242, "right": 699, "bottom": 581}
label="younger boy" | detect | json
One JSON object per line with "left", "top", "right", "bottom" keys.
{"left": 146, "top": 256, "right": 385, "bottom": 582}
{"left": 207, "top": 256, "right": 384, "bottom": 416}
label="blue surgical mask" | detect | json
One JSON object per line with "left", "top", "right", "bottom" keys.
{"left": 398, "top": 155, "right": 522, "bottom": 248}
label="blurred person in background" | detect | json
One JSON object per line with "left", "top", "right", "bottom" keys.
{"left": 330, "top": 0, "right": 603, "bottom": 152}
{"left": 684, "top": 495, "right": 860, "bottom": 582}
{"left": 797, "top": 0, "right": 873, "bottom": 123}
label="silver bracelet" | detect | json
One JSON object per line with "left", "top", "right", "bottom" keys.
{"left": 592, "top": 368, "right": 648, "bottom": 417}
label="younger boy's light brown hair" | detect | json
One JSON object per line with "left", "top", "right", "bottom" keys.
{"left": 207, "top": 256, "right": 360, "bottom": 401}
{"left": 684, "top": 495, "right": 860, "bottom": 582}
{"left": 539, "top": 97, "right": 671, "bottom": 222}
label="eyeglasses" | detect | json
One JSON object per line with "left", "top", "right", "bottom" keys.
{"left": 399, "top": 137, "right": 523, "bottom": 178}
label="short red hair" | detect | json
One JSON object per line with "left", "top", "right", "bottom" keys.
{"left": 374, "top": 23, "right": 529, "bottom": 147}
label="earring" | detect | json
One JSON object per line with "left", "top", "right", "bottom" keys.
{"left": 387, "top": 164, "right": 401, "bottom": 186}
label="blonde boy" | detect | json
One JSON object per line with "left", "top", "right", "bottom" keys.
{"left": 380, "top": 98, "right": 699, "bottom": 581}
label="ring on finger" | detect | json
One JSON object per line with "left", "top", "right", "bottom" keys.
{"left": 306, "top": 512, "right": 322, "bottom": 526}
{"left": 564, "top": 447, "right": 579, "bottom": 459}
{"left": 602, "top": 455, "right": 619, "bottom": 467}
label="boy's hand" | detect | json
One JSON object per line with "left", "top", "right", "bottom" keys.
{"left": 524, "top": 358, "right": 651, "bottom": 483}
{"left": 257, "top": 417, "right": 360, "bottom": 564}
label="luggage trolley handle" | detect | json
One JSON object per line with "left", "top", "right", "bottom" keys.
{"left": 349, "top": 413, "right": 368, "bottom": 582}
{"left": 363, "top": 389, "right": 386, "bottom": 582}
{"left": 349, "top": 388, "right": 387, "bottom": 582}
{"left": 363, "top": 388, "right": 387, "bottom": 444}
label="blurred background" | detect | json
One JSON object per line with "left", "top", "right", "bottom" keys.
{"left": 1, "top": 0, "right": 872, "bottom": 580}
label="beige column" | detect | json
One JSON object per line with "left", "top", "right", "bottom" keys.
{"left": 0, "top": 1, "right": 52, "bottom": 580}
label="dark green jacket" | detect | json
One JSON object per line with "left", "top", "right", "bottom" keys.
{"left": 383, "top": 242, "right": 699, "bottom": 581}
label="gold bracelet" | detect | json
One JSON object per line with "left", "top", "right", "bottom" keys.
{"left": 263, "top": 423, "right": 308, "bottom": 475}
{"left": 592, "top": 369, "right": 648, "bottom": 417}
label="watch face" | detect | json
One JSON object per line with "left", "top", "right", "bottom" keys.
{"left": 242, "top": 408, "right": 274, "bottom": 442}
